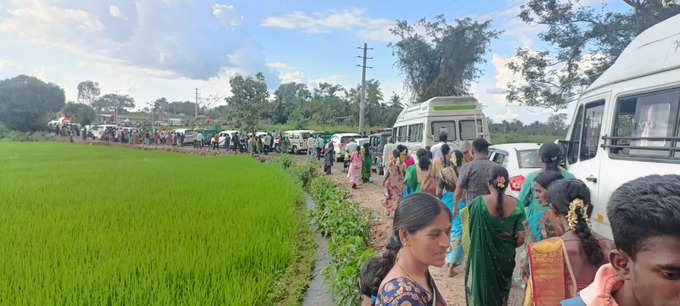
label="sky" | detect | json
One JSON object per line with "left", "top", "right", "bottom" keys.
{"left": 0, "top": 0, "right": 629, "bottom": 123}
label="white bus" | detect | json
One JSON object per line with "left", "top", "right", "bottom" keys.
{"left": 392, "top": 96, "right": 490, "bottom": 156}
{"left": 562, "top": 14, "right": 680, "bottom": 239}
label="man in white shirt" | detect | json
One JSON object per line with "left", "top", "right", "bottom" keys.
{"left": 430, "top": 132, "right": 448, "bottom": 160}
{"left": 195, "top": 132, "right": 203, "bottom": 149}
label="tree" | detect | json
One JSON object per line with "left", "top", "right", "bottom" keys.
{"left": 226, "top": 73, "right": 269, "bottom": 132}
{"left": 62, "top": 102, "right": 96, "bottom": 125}
{"left": 507, "top": 0, "right": 680, "bottom": 110}
{"left": 93, "top": 94, "right": 135, "bottom": 113}
{"left": 547, "top": 113, "right": 568, "bottom": 135}
{"left": 0, "top": 75, "right": 65, "bottom": 131}
{"left": 77, "top": 81, "right": 101, "bottom": 106}
{"left": 390, "top": 15, "right": 501, "bottom": 102}
{"left": 270, "top": 82, "right": 311, "bottom": 124}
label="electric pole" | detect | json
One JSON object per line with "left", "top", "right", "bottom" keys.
{"left": 356, "top": 43, "right": 373, "bottom": 136}
{"left": 194, "top": 88, "right": 199, "bottom": 119}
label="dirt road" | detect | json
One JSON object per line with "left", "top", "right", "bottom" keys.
{"left": 295, "top": 155, "right": 468, "bottom": 305}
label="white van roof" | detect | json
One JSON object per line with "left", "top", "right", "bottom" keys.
{"left": 586, "top": 14, "right": 680, "bottom": 93}
{"left": 395, "top": 96, "right": 482, "bottom": 123}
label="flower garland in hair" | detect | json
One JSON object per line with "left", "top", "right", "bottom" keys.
{"left": 496, "top": 176, "right": 506, "bottom": 189}
{"left": 567, "top": 198, "right": 591, "bottom": 230}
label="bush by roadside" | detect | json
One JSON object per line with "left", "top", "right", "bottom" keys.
{"left": 273, "top": 155, "right": 377, "bottom": 306}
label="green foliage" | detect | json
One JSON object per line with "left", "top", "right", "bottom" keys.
{"left": 62, "top": 102, "right": 96, "bottom": 125}
{"left": 390, "top": 15, "right": 501, "bottom": 102}
{"left": 93, "top": 93, "right": 135, "bottom": 113}
{"left": 508, "top": 0, "right": 680, "bottom": 110}
{"left": 308, "top": 177, "right": 377, "bottom": 306}
{"left": 226, "top": 73, "right": 269, "bottom": 133}
{"left": 0, "top": 75, "right": 65, "bottom": 132}
{"left": 0, "top": 122, "right": 52, "bottom": 142}
{"left": 76, "top": 80, "right": 100, "bottom": 106}
{"left": 491, "top": 133, "right": 561, "bottom": 145}
{"left": 0, "top": 142, "right": 303, "bottom": 305}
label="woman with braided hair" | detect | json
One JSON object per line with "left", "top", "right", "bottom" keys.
{"left": 359, "top": 193, "right": 451, "bottom": 306}
{"left": 465, "top": 165, "right": 527, "bottom": 306}
{"left": 524, "top": 179, "right": 615, "bottom": 306}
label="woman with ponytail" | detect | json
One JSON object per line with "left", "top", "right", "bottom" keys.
{"left": 524, "top": 179, "right": 615, "bottom": 306}
{"left": 465, "top": 165, "right": 526, "bottom": 306}
{"left": 359, "top": 193, "right": 451, "bottom": 306}
{"left": 517, "top": 143, "right": 575, "bottom": 239}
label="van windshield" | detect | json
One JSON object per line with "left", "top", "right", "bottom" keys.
{"left": 302, "top": 133, "right": 311, "bottom": 139}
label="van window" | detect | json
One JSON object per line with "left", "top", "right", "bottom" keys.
{"left": 392, "top": 128, "right": 397, "bottom": 141}
{"left": 340, "top": 136, "right": 354, "bottom": 144}
{"left": 580, "top": 101, "right": 605, "bottom": 161}
{"left": 611, "top": 88, "right": 680, "bottom": 159}
{"left": 568, "top": 106, "right": 584, "bottom": 164}
{"left": 431, "top": 121, "right": 455, "bottom": 140}
{"left": 491, "top": 151, "right": 508, "bottom": 167}
{"left": 408, "top": 124, "right": 423, "bottom": 142}
{"left": 302, "top": 133, "right": 311, "bottom": 139}
{"left": 397, "top": 126, "right": 408, "bottom": 142}
{"left": 459, "top": 120, "right": 483, "bottom": 140}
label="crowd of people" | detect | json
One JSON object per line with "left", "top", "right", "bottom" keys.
{"left": 359, "top": 134, "right": 680, "bottom": 306}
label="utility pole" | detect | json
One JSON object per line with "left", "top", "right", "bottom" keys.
{"left": 356, "top": 43, "right": 373, "bottom": 136}
{"left": 194, "top": 88, "right": 199, "bottom": 119}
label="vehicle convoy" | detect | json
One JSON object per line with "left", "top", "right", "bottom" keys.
{"left": 560, "top": 14, "right": 680, "bottom": 239}
{"left": 392, "top": 96, "right": 490, "bottom": 158}
{"left": 488, "top": 143, "right": 542, "bottom": 198}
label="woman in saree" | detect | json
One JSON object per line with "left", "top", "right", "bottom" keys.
{"left": 402, "top": 149, "right": 429, "bottom": 197}
{"left": 436, "top": 148, "right": 466, "bottom": 277}
{"left": 517, "top": 143, "right": 574, "bottom": 236}
{"left": 465, "top": 165, "right": 526, "bottom": 306}
{"left": 361, "top": 143, "right": 372, "bottom": 183}
{"left": 324, "top": 141, "right": 335, "bottom": 175}
{"left": 524, "top": 179, "right": 614, "bottom": 306}
{"left": 347, "top": 146, "right": 363, "bottom": 189}
{"left": 360, "top": 193, "right": 451, "bottom": 306}
{"left": 518, "top": 171, "right": 565, "bottom": 283}
{"left": 382, "top": 149, "right": 405, "bottom": 215}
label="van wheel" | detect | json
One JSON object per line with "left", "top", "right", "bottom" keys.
{"left": 378, "top": 167, "right": 384, "bottom": 176}
{"left": 291, "top": 145, "right": 297, "bottom": 154}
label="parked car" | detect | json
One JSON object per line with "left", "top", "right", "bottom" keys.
{"left": 283, "top": 130, "right": 313, "bottom": 154}
{"left": 331, "top": 133, "right": 361, "bottom": 162}
{"left": 370, "top": 132, "right": 392, "bottom": 175}
{"left": 488, "top": 143, "right": 542, "bottom": 198}
{"left": 559, "top": 14, "right": 680, "bottom": 239}
{"left": 173, "top": 128, "right": 194, "bottom": 146}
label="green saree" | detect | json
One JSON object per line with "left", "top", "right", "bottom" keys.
{"left": 361, "top": 150, "right": 371, "bottom": 183}
{"left": 465, "top": 196, "right": 526, "bottom": 306}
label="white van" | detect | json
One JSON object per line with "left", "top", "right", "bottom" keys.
{"left": 562, "top": 14, "right": 680, "bottom": 239}
{"left": 173, "top": 128, "right": 194, "bottom": 146}
{"left": 392, "top": 96, "right": 490, "bottom": 156}
{"left": 284, "top": 130, "right": 313, "bottom": 154}
{"left": 330, "top": 133, "right": 361, "bottom": 161}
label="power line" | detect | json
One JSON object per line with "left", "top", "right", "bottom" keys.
{"left": 356, "top": 43, "right": 373, "bottom": 136}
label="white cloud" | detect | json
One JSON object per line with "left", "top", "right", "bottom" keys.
{"left": 212, "top": 4, "right": 243, "bottom": 27}
{"left": 266, "top": 62, "right": 290, "bottom": 70}
{"left": 0, "top": 0, "right": 270, "bottom": 81}
{"left": 109, "top": 5, "right": 126, "bottom": 20}
{"left": 495, "top": 108, "right": 519, "bottom": 121}
{"left": 279, "top": 71, "right": 306, "bottom": 84}
{"left": 262, "top": 8, "right": 396, "bottom": 42}
{"left": 0, "top": 59, "right": 15, "bottom": 71}
{"left": 308, "top": 74, "right": 347, "bottom": 88}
